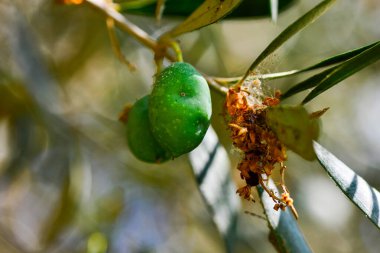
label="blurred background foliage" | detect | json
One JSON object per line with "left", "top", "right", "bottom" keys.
{"left": 0, "top": 0, "right": 380, "bottom": 252}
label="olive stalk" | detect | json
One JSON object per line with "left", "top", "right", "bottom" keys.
{"left": 85, "top": 0, "right": 158, "bottom": 52}
{"left": 211, "top": 69, "right": 300, "bottom": 85}
{"left": 84, "top": 0, "right": 228, "bottom": 94}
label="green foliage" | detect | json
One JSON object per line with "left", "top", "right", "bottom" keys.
{"left": 118, "top": 0, "right": 295, "bottom": 18}
{"left": 302, "top": 41, "right": 380, "bottom": 103}
{"left": 241, "top": 0, "right": 337, "bottom": 82}
{"left": 281, "top": 41, "right": 380, "bottom": 101}
{"left": 161, "top": 0, "right": 242, "bottom": 39}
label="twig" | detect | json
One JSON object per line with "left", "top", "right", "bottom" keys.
{"left": 85, "top": 0, "right": 175, "bottom": 61}
{"left": 212, "top": 69, "right": 301, "bottom": 85}
{"left": 203, "top": 74, "right": 228, "bottom": 95}
{"left": 84, "top": 0, "right": 229, "bottom": 93}
{"left": 106, "top": 17, "right": 137, "bottom": 71}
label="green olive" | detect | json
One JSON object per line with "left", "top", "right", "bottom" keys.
{"left": 126, "top": 95, "right": 170, "bottom": 163}
{"left": 149, "top": 62, "right": 212, "bottom": 157}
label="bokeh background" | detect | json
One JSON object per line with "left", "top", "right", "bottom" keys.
{"left": 0, "top": 0, "right": 379, "bottom": 252}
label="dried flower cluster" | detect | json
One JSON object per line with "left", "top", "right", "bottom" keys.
{"left": 225, "top": 79, "right": 298, "bottom": 218}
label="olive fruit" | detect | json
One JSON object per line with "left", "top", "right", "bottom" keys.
{"left": 126, "top": 95, "right": 170, "bottom": 163}
{"left": 149, "top": 62, "right": 212, "bottom": 157}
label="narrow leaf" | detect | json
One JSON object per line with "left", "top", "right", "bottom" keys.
{"left": 189, "top": 127, "right": 240, "bottom": 253}
{"left": 302, "top": 41, "right": 380, "bottom": 104}
{"left": 120, "top": 0, "right": 295, "bottom": 18}
{"left": 281, "top": 66, "right": 338, "bottom": 99}
{"left": 314, "top": 142, "right": 380, "bottom": 229}
{"left": 258, "top": 180, "right": 313, "bottom": 253}
{"left": 162, "top": 0, "right": 242, "bottom": 38}
{"left": 270, "top": 0, "right": 279, "bottom": 22}
{"left": 301, "top": 41, "right": 379, "bottom": 72}
{"left": 266, "top": 105, "right": 319, "bottom": 161}
{"left": 117, "top": 0, "right": 157, "bottom": 10}
{"left": 236, "top": 41, "right": 378, "bottom": 85}
{"left": 241, "top": 0, "right": 337, "bottom": 82}
{"left": 281, "top": 41, "right": 378, "bottom": 99}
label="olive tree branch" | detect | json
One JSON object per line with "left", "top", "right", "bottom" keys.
{"left": 203, "top": 74, "right": 228, "bottom": 95}
{"left": 84, "top": 0, "right": 227, "bottom": 95}
{"left": 85, "top": 0, "right": 175, "bottom": 60}
{"left": 211, "top": 69, "right": 304, "bottom": 86}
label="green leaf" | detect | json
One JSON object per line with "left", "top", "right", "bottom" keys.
{"left": 281, "top": 41, "right": 379, "bottom": 99}
{"left": 266, "top": 105, "right": 318, "bottom": 161}
{"left": 258, "top": 179, "right": 313, "bottom": 253}
{"left": 314, "top": 142, "right": 380, "bottom": 229}
{"left": 162, "top": 0, "right": 242, "bottom": 38}
{"left": 116, "top": 0, "right": 157, "bottom": 9}
{"left": 120, "top": 0, "right": 295, "bottom": 18}
{"left": 240, "top": 0, "right": 337, "bottom": 82}
{"left": 241, "top": 41, "right": 378, "bottom": 84}
{"left": 301, "top": 41, "right": 379, "bottom": 72}
{"left": 281, "top": 66, "right": 338, "bottom": 99}
{"left": 189, "top": 127, "right": 240, "bottom": 253}
{"left": 302, "top": 41, "right": 380, "bottom": 104}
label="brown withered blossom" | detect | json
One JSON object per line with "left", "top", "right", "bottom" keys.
{"left": 225, "top": 78, "right": 298, "bottom": 219}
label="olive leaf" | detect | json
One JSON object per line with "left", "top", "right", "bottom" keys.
{"left": 119, "top": 0, "right": 295, "bottom": 18}
{"left": 241, "top": 0, "right": 337, "bottom": 81}
{"left": 161, "top": 0, "right": 242, "bottom": 39}
{"left": 258, "top": 180, "right": 313, "bottom": 253}
{"left": 189, "top": 127, "right": 240, "bottom": 253}
{"left": 314, "top": 142, "right": 380, "bottom": 229}
{"left": 278, "top": 41, "right": 378, "bottom": 98}
{"left": 266, "top": 105, "right": 319, "bottom": 161}
{"left": 299, "top": 41, "right": 379, "bottom": 73}
{"left": 281, "top": 66, "right": 338, "bottom": 99}
{"left": 117, "top": 0, "right": 157, "bottom": 10}
{"left": 302, "top": 41, "right": 380, "bottom": 104}
{"left": 235, "top": 41, "right": 376, "bottom": 84}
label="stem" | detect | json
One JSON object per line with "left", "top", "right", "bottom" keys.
{"left": 280, "top": 162, "right": 299, "bottom": 219}
{"left": 212, "top": 69, "right": 302, "bottom": 85}
{"left": 259, "top": 175, "right": 282, "bottom": 202}
{"left": 106, "top": 17, "right": 136, "bottom": 71}
{"left": 203, "top": 74, "right": 228, "bottom": 95}
{"left": 84, "top": 0, "right": 228, "bottom": 93}
{"left": 279, "top": 162, "right": 287, "bottom": 193}
{"left": 168, "top": 40, "right": 183, "bottom": 62}
{"left": 155, "top": 0, "right": 165, "bottom": 22}
{"left": 85, "top": 0, "right": 176, "bottom": 61}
